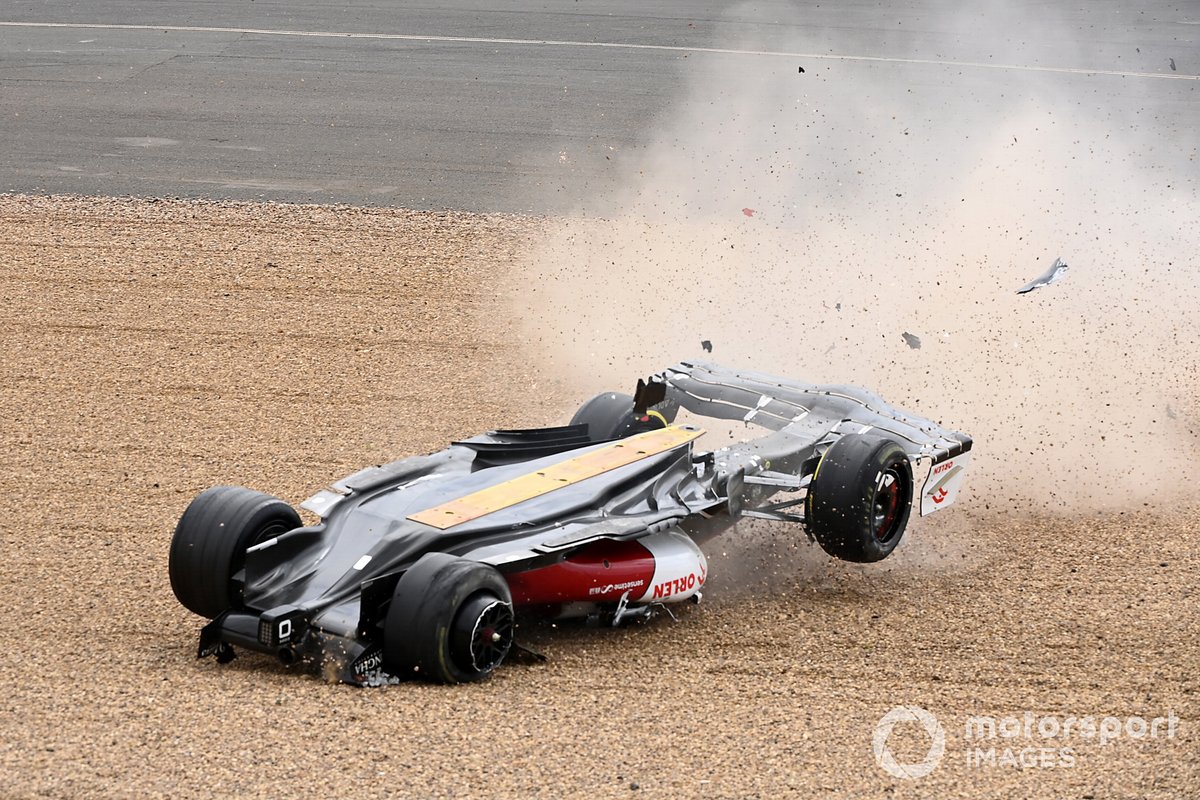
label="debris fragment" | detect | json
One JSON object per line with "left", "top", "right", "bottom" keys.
{"left": 1170, "top": 57, "right": 1177, "bottom": 71}
{"left": 1166, "top": 404, "right": 1177, "bottom": 419}
{"left": 798, "top": 66, "right": 805, "bottom": 73}
{"left": 741, "top": 208, "right": 756, "bottom": 217}
{"left": 901, "top": 332, "right": 921, "bottom": 349}
{"left": 701, "top": 339, "right": 713, "bottom": 353}
{"left": 1016, "top": 257, "right": 1069, "bottom": 294}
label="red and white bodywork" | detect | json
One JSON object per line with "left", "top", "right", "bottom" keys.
{"left": 506, "top": 531, "right": 707, "bottom": 618}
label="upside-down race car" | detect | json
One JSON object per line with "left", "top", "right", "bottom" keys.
{"left": 168, "top": 361, "right": 972, "bottom": 684}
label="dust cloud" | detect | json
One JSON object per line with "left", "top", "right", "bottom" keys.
{"left": 514, "top": 5, "right": 1199, "bottom": 513}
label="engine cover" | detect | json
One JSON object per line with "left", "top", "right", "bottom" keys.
{"left": 506, "top": 532, "right": 706, "bottom": 608}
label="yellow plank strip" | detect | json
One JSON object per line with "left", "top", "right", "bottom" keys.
{"left": 408, "top": 425, "right": 705, "bottom": 530}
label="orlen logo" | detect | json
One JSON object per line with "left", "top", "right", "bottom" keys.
{"left": 932, "top": 460, "right": 955, "bottom": 475}
{"left": 930, "top": 487, "right": 949, "bottom": 505}
{"left": 650, "top": 572, "right": 702, "bottom": 600}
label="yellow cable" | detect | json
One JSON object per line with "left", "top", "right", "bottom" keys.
{"left": 645, "top": 410, "right": 668, "bottom": 428}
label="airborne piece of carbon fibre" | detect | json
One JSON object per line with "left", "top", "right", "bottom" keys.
{"left": 168, "top": 360, "right": 973, "bottom": 685}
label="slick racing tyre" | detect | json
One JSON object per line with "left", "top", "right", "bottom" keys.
{"left": 570, "top": 391, "right": 666, "bottom": 441}
{"left": 169, "top": 486, "right": 301, "bottom": 619}
{"left": 383, "top": 553, "right": 515, "bottom": 684}
{"left": 805, "top": 434, "right": 914, "bottom": 563}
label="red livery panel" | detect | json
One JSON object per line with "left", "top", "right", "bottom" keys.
{"left": 505, "top": 539, "right": 656, "bottom": 606}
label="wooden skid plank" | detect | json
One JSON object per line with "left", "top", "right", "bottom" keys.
{"left": 408, "top": 425, "right": 704, "bottom": 530}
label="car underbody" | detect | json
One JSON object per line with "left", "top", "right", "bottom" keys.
{"left": 171, "top": 360, "right": 973, "bottom": 684}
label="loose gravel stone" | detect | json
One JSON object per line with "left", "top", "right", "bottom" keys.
{"left": 0, "top": 195, "right": 1195, "bottom": 799}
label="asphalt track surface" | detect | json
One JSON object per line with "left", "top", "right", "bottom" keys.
{"left": 2, "top": 3, "right": 1199, "bottom": 798}
{"left": 1, "top": 1, "right": 1197, "bottom": 211}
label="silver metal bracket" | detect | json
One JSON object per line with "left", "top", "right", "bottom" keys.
{"left": 738, "top": 470, "right": 810, "bottom": 524}
{"left": 742, "top": 470, "right": 809, "bottom": 491}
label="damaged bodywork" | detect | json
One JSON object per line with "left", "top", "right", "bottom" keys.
{"left": 169, "top": 361, "right": 973, "bottom": 685}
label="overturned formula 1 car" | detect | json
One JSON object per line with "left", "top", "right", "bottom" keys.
{"left": 168, "top": 361, "right": 972, "bottom": 684}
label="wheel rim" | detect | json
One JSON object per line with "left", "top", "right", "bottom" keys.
{"left": 452, "top": 594, "right": 514, "bottom": 676}
{"left": 872, "top": 468, "right": 904, "bottom": 543}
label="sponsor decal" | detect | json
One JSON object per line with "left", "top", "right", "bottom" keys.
{"left": 920, "top": 452, "right": 971, "bottom": 516}
{"left": 588, "top": 579, "right": 645, "bottom": 597}
{"left": 650, "top": 571, "right": 702, "bottom": 600}
{"left": 351, "top": 648, "right": 383, "bottom": 680}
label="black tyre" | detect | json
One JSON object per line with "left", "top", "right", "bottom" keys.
{"left": 570, "top": 391, "right": 666, "bottom": 441}
{"left": 805, "top": 435, "right": 914, "bottom": 563}
{"left": 383, "top": 553, "right": 515, "bottom": 683}
{"left": 169, "top": 486, "right": 301, "bottom": 619}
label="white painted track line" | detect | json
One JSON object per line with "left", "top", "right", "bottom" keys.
{"left": 1, "top": 20, "right": 1196, "bottom": 81}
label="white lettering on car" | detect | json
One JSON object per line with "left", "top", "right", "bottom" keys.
{"left": 588, "top": 580, "right": 644, "bottom": 596}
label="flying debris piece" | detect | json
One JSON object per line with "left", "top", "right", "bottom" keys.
{"left": 701, "top": 339, "right": 713, "bottom": 353}
{"left": 1166, "top": 404, "right": 1177, "bottom": 419}
{"left": 1170, "top": 58, "right": 1177, "bottom": 71}
{"left": 741, "top": 208, "right": 756, "bottom": 217}
{"left": 901, "top": 332, "right": 922, "bottom": 349}
{"left": 1017, "top": 257, "right": 1069, "bottom": 294}
{"left": 835, "top": 302, "right": 842, "bottom": 312}
{"left": 798, "top": 66, "right": 806, "bottom": 73}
